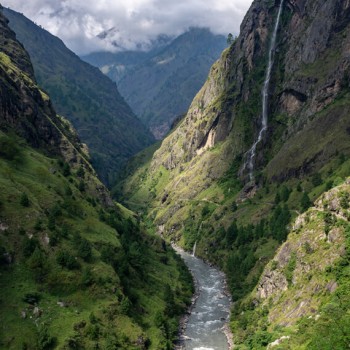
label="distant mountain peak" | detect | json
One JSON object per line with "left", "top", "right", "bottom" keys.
{"left": 84, "top": 27, "right": 227, "bottom": 139}
{"left": 97, "top": 26, "right": 173, "bottom": 52}
{"left": 4, "top": 7, "right": 155, "bottom": 186}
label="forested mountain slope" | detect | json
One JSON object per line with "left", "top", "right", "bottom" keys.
{"left": 84, "top": 28, "right": 227, "bottom": 139}
{"left": 0, "top": 7, "right": 192, "bottom": 349}
{"left": 4, "top": 7, "right": 155, "bottom": 186}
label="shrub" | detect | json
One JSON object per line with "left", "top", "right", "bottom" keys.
{"left": 28, "top": 248, "right": 49, "bottom": 282}
{"left": 301, "top": 192, "right": 312, "bottom": 211}
{"left": 22, "top": 237, "right": 39, "bottom": 257}
{"left": 325, "top": 180, "right": 333, "bottom": 190}
{"left": 81, "top": 267, "right": 94, "bottom": 287}
{"left": 78, "top": 180, "right": 85, "bottom": 192}
{"left": 61, "top": 224, "right": 69, "bottom": 238}
{"left": 65, "top": 186, "right": 73, "bottom": 196}
{"left": 37, "top": 324, "right": 56, "bottom": 350}
{"left": 20, "top": 192, "right": 30, "bottom": 207}
{"left": 73, "top": 234, "right": 92, "bottom": 261}
{"left": 284, "top": 252, "right": 297, "bottom": 286}
{"left": 77, "top": 238, "right": 92, "bottom": 261}
{"left": 340, "top": 192, "right": 349, "bottom": 209}
{"left": 56, "top": 251, "right": 79, "bottom": 270}
{"left": 47, "top": 215, "right": 55, "bottom": 231}
{"left": 201, "top": 204, "right": 211, "bottom": 217}
{"left": 280, "top": 185, "right": 291, "bottom": 202}
{"left": 34, "top": 219, "right": 42, "bottom": 231}
{"left": 119, "top": 296, "right": 131, "bottom": 315}
{"left": 49, "top": 231, "right": 60, "bottom": 246}
{"left": 0, "top": 135, "right": 22, "bottom": 161}
{"left": 22, "top": 292, "right": 41, "bottom": 305}
{"left": 62, "top": 163, "right": 70, "bottom": 177}
{"left": 312, "top": 173, "right": 323, "bottom": 187}
{"left": 76, "top": 166, "right": 85, "bottom": 178}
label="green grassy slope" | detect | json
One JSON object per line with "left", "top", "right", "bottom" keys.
{"left": 0, "top": 138, "right": 193, "bottom": 349}
{"left": 0, "top": 8, "right": 192, "bottom": 349}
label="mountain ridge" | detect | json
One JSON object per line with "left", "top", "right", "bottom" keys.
{"left": 4, "top": 7, "right": 155, "bottom": 186}
{"left": 118, "top": 0, "right": 350, "bottom": 346}
{"left": 84, "top": 27, "right": 227, "bottom": 139}
{"left": 0, "top": 7, "right": 192, "bottom": 349}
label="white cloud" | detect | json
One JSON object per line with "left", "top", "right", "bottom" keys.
{"left": 2, "top": 0, "right": 253, "bottom": 55}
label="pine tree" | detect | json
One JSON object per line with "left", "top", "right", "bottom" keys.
{"left": 20, "top": 192, "right": 29, "bottom": 207}
{"left": 301, "top": 192, "right": 312, "bottom": 211}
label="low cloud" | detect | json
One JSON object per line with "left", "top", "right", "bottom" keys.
{"left": 2, "top": 0, "right": 252, "bottom": 55}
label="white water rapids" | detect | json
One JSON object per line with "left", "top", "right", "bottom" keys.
{"left": 176, "top": 248, "right": 231, "bottom": 350}
{"left": 244, "top": 0, "right": 284, "bottom": 180}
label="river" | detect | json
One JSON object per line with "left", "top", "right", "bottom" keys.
{"left": 176, "top": 248, "right": 231, "bottom": 350}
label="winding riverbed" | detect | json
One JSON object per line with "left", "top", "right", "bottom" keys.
{"left": 176, "top": 248, "right": 231, "bottom": 350}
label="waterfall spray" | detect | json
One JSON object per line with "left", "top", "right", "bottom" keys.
{"left": 192, "top": 222, "right": 203, "bottom": 256}
{"left": 244, "top": 0, "right": 284, "bottom": 181}
{"left": 192, "top": 241, "right": 197, "bottom": 257}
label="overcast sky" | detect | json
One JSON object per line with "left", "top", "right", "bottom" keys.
{"left": 2, "top": 0, "right": 253, "bottom": 55}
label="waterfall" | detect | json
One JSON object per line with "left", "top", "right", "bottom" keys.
{"left": 192, "top": 222, "right": 203, "bottom": 256}
{"left": 192, "top": 241, "right": 197, "bottom": 257}
{"left": 244, "top": 0, "right": 284, "bottom": 181}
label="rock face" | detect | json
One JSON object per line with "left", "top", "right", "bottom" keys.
{"left": 0, "top": 9, "right": 95, "bottom": 163}
{"left": 121, "top": 0, "right": 350, "bottom": 244}
{"left": 0, "top": 7, "right": 113, "bottom": 205}
{"left": 256, "top": 181, "right": 348, "bottom": 326}
{"left": 0, "top": 9, "right": 63, "bottom": 154}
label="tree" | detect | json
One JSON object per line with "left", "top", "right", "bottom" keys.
{"left": 77, "top": 238, "right": 92, "bottom": 261}
{"left": 0, "top": 135, "right": 22, "bottom": 161}
{"left": 301, "top": 192, "right": 312, "bottom": 211}
{"left": 28, "top": 248, "right": 48, "bottom": 282}
{"left": 76, "top": 166, "right": 85, "bottom": 178}
{"left": 62, "top": 163, "right": 70, "bottom": 177}
{"left": 37, "top": 324, "right": 56, "bottom": 350}
{"left": 312, "top": 173, "right": 323, "bottom": 187}
{"left": 227, "top": 33, "right": 234, "bottom": 45}
{"left": 20, "top": 192, "right": 30, "bottom": 207}
{"left": 56, "top": 250, "right": 79, "bottom": 270}
{"left": 164, "top": 284, "right": 176, "bottom": 317}
{"left": 280, "top": 185, "right": 291, "bottom": 202}
{"left": 226, "top": 220, "right": 238, "bottom": 245}
{"left": 78, "top": 180, "right": 85, "bottom": 192}
{"left": 274, "top": 192, "right": 281, "bottom": 204}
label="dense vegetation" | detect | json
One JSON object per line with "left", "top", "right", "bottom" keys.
{"left": 230, "top": 179, "right": 350, "bottom": 349}
{"left": 0, "top": 136, "right": 193, "bottom": 349}
{"left": 116, "top": 0, "right": 350, "bottom": 348}
{"left": 3, "top": 0, "right": 350, "bottom": 348}
{"left": 0, "top": 9, "right": 192, "bottom": 349}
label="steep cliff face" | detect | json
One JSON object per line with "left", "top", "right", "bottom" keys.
{"left": 0, "top": 9, "right": 72, "bottom": 156}
{"left": 121, "top": 0, "right": 350, "bottom": 243}
{"left": 117, "top": 2, "right": 350, "bottom": 333}
{"left": 153, "top": 0, "right": 350, "bottom": 174}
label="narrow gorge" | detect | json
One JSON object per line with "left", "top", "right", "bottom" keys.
{"left": 1, "top": 0, "right": 350, "bottom": 348}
